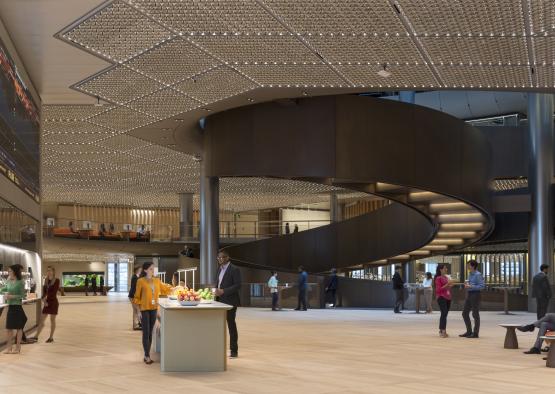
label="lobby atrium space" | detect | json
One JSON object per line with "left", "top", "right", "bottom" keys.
{"left": 1, "top": 1, "right": 555, "bottom": 393}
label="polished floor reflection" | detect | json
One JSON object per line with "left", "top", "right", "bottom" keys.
{"left": 0, "top": 295, "right": 552, "bottom": 393}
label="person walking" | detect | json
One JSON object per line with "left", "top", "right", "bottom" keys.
{"left": 295, "top": 265, "right": 308, "bottom": 311}
{"left": 460, "top": 260, "right": 485, "bottom": 338}
{"left": 519, "top": 313, "right": 555, "bottom": 354}
{"left": 84, "top": 275, "right": 89, "bottom": 296}
{"left": 422, "top": 272, "right": 433, "bottom": 313}
{"left": 33, "top": 266, "right": 60, "bottom": 343}
{"left": 133, "top": 262, "right": 172, "bottom": 364}
{"left": 215, "top": 250, "right": 242, "bottom": 358}
{"left": 532, "top": 264, "right": 552, "bottom": 319}
{"left": 91, "top": 274, "right": 98, "bottom": 296}
{"left": 392, "top": 266, "right": 404, "bottom": 313}
{"left": 128, "top": 266, "right": 142, "bottom": 330}
{"left": 325, "top": 268, "right": 338, "bottom": 307}
{"left": 435, "top": 264, "right": 454, "bottom": 338}
{"left": 1, "top": 264, "right": 27, "bottom": 354}
{"left": 268, "top": 271, "right": 279, "bottom": 311}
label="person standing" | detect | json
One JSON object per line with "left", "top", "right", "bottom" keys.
{"left": 1, "top": 264, "right": 27, "bottom": 354}
{"left": 99, "top": 275, "right": 105, "bottom": 296}
{"left": 460, "top": 260, "right": 485, "bottom": 338}
{"left": 215, "top": 250, "right": 242, "bottom": 358}
{"left": 295, "top": 265, "right": 308, "bottom": 311}
{"left": 91, "top": 274, "right": 97, "bottom": 296}
{"left": 128, "top": 266, "right": 142, "bottom": 330}
{"left": 84, "top": 275, "right": 89, "bottom": 296}
{"left": 34, "top": 266, "right": 60, "bottom": 343}
{"left": 268, "top": 271, "right": 279, "bottom": 311}
{"left": 325, "top": 268, "right": 338, "bottom": 307}
{"left": 392, "top": 266, "right": 404, "bottom": 313}
{"left": 285, "top": 222, "right": 290, "bottom": 234}
{"left": 435, "top": 264, "right": 454, "bottom": 338}
{"left": 133, "top": 262, "right": 172, "bottom": 364}
{"left": 532, "top": 264, "right": 552, "bottom": 319}
{"left": 293, "top": 224, "right": 299, "bottom": 233}
{"left": 422, "top": 272, "right": 433, "bottom": 313}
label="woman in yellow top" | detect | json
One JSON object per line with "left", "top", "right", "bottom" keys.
{"left": 133, "top": 262, "right": 172, "bottom": 364}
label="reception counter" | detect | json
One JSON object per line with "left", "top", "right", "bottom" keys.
{"left": 0, "top": 298, "right": 41, "bottom": 347}
{"left": 158, "top": 299, "right": 232, "bottom": 372}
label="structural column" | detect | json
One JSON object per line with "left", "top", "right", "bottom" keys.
{"left": 399, "top": 91, "right": 415, "bottom": 283}
{"left": 179, "top": 193, "right": 194, "bottom": 240}
{"left": 200, "top": 159, "right": 219, "bottom": 286}
{"left": 528, "top": 93, "right": 554, "bottom": 311}
{"left": 329, "top": 191, "right": 341, "bottom": 222}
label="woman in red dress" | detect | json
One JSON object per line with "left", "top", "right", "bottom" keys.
{"left": 33, "top": 266, "right": 60, "bottom": 343}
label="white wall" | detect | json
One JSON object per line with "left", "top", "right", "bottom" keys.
{"left": 281, "top": 209, "right": 330, "bottom": 232}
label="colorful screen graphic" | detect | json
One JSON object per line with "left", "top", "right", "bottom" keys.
{"left": 0, "top": 36, "right": 40, "bottom": 202}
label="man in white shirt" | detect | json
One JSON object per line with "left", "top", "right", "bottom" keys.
{"left": 268, "top": 271, "right": 279, "bottom": 311}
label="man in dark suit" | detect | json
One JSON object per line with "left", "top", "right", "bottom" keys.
{"left": 392, "top": 266, "right": 404, "bottom": 313}
{"left": 325, "top": 268, "right": 338, "bottom": 307}
{"left": 532, "top": 264, "right": 552, "bottom": 319}
{"left": 215, "top": 249, "right": 242, "bottom": 358}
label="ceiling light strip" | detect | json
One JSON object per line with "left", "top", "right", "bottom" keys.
{"left": 521, "top": 0, "right": 538, "bottom": 86}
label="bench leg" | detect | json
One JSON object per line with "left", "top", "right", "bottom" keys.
{"left": 504, "top": 328, "right": 518, "bottom": 349}
{"left": 546, "top": 344, "right": 555, "bottom": 368}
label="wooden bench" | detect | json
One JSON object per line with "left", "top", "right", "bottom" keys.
{"left": 499, "top": 324, "right": 521, "bottom": 349}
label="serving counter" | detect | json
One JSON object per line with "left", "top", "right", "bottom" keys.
{"left": 158, "top": 299, "right": 232, "bottom": 372}
{"left": 0, "top": 298, "right": 41, "bottom": 347}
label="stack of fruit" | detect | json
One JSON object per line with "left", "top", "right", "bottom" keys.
{"left": 198, "top": 288, "right": 215, "bottom": 303}
{"left": 176, "top": 287, "right": 201, "bottom": 305}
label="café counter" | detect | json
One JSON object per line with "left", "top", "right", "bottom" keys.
{"left": 0, "top": 298, "right": 41, "bottom": 347}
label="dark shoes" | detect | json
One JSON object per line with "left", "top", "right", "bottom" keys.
{"left": 517, "top": 324, "right": 535, "bottom": 332}
{"left": 459, "top": 332, "right": 472, "bottom": 337}
{"left": 143, "top": 357, "right": 153, "bottom": 364}
{"left": 541, "top": 347, "right": 550, "bottom": 352}
{"left": 46, "top": 338, "right": 54, "bottom": 343}
{"left": 230, "top": 352, "right": 238, "bottom": 358}
{"left": 524, "top": 347, "right": 541, "bottom": 354}
{"left": 467, "top": 333, "right": 479, "bottom": 338}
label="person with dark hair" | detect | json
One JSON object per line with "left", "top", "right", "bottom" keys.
{"left": 285, "top": 222, "right": 290, "bottom": 234}
{"left": 99, "top": 275, "right": 105, "bottom": 296}
{"left": 84, "top": 275, "right": 89, "bottom": 296}
{"left": 1, "top": 264, "right": 27, "bottom": 354}
{"left": 215, "top": 250, "right": 242, "bottom": 358}
{"left": 293, "top": 224, "right": 299, "bottom": 233}
{"left": 134, "top": 262, "right": 172, "bottom": 364}
{"left": 325, "top": 268, "right": 338, "bottom": 307}
{"left": 33, "top": 266, "right": 60, "bottom": 343}
{"left": 392, "top": 266, "right": 404, "bottom": 313}
{"left": 435, "top": 264, "right": 454, "bottom": 338}
{"left": 295, "top": 265, "right": 308, "bottom": 311}
{"left": 268, "top": 271, "right": 279, "bottom": 311}
{"left": 460, "top": 259, "right": 485, "bottom": 338}
{"left": 128, "top": 266, "right": 142, "bottom": 330}
{"left": 423, "top": 272, "right": 433, "bottom": 313}
{"left": 90, "top": 274, "right": 97, "bottom": 296}
{"left": 519, "top": 313, "right": 555, "bottom": 354}
{"left": 99, "top": 223, "right": 106, "bottom": 238}
{"left": 532, "top": 264, "right": 551, "bottom": 319}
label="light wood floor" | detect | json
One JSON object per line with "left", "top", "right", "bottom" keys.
{"left": 0, "top": 295, "right": 553, "bottom": 394}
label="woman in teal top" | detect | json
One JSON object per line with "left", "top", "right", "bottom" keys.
{"left": 1, "top": 264, "right": 27, "bottom": 354}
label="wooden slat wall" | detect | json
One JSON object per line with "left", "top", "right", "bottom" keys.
{"left": 343, "top": 199, "right": 390, "bottom": 220}
{"left": 0, "top": 208, "right": 36, "bottom": 242}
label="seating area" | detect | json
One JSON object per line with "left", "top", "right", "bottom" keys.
{"left": 52, "top": 227, "right": 150, "bottom": 242}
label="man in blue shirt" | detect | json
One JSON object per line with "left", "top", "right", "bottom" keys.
{"left": 460, "top": 260, "right": 485, "bottom": 338}
{"left": 295, "top": 265, "right": 308, "bottom": 311}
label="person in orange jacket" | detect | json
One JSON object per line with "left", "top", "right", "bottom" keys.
{"left": 133, "top": 262, "right": 172, "bottom": 364}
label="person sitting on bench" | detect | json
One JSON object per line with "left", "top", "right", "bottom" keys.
{"left": 518, "top": 313, "right": 555, "bottom": 354}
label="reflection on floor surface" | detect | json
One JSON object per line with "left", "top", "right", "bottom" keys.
{"left": 0, "top": 297, "right": 552, "bottom": 393}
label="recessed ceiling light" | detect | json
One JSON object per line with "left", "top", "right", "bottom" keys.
{"left": 377, "top": 64, "right": 391, "bottom": 78}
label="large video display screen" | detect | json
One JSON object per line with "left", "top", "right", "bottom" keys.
{"left": 0, "top": 36, "right": 40, "bottom": 202}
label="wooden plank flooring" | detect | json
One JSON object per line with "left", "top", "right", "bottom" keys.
{"left": 0, "top": 295, "right": 553, "bottom": 393}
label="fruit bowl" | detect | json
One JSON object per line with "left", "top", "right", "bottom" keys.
{"left": 179, "top": 300, "right": 200, "bottom": 306}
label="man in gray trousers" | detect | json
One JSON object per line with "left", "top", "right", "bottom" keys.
{"left": 519, "top": 313, "right": 555, "bottom": 354}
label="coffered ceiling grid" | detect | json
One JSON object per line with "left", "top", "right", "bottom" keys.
{"left": 44, "top": 1, "right": 555, "bottom": 211}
